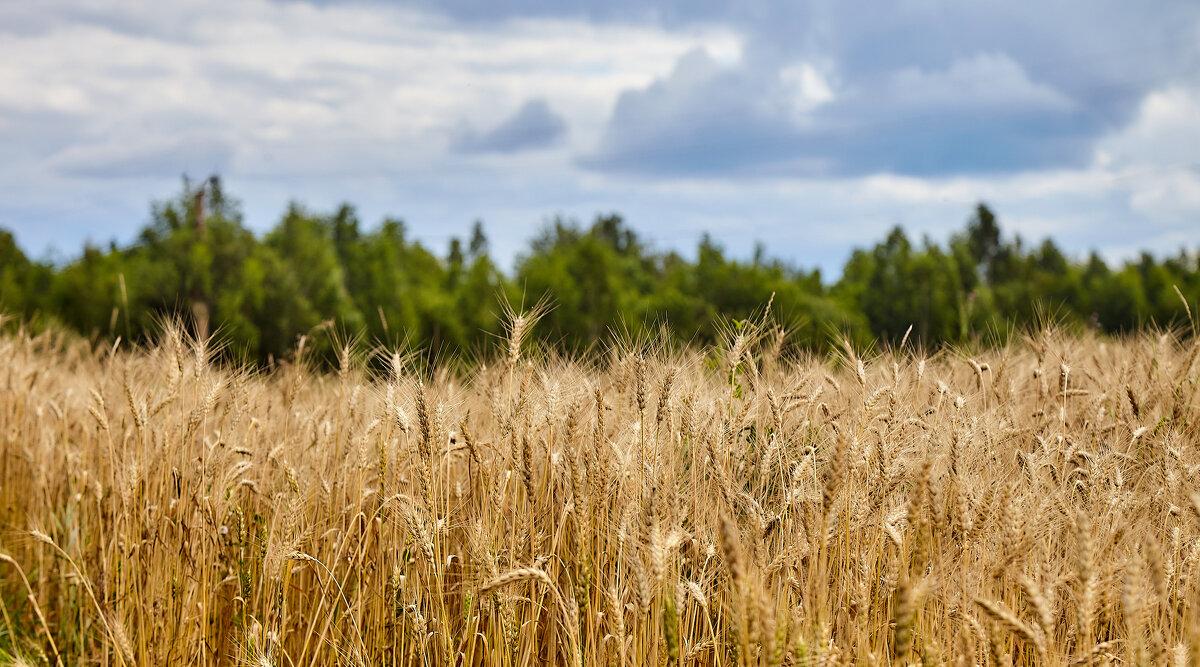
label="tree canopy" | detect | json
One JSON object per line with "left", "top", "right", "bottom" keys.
{"left": 2, "top": 177, "right": 1197, "bottom": 364}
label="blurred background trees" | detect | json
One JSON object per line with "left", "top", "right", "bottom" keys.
{"left": 1, "top": 177, "right": 1196, "bottom": 364}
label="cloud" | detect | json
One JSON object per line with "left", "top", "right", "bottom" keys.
{"left": 453, "top": 98, "right": 567, "bottom": 153}
{"left": 581, "top": 48, "right": 1097, "bottom": 177}
{"left": 885, "top": 53, "right": 1073, "bottom": 114}
{"left": 810, "top": 56, "right": 1090, "bottom": 176}
{"left": 369, "top": 0, "right": 1199, "bottom": 98}
{"left": 0, "top": 0, "right": 738, "bottom": 179}
{"left": 578, "top": 49, "right": 818, "bottom": 174}
{"left": 53, "top": 135, "right": 235, "bottom": 179}
{"left": 377, "top": 0, "right": 1199, "bottom": 177}
{"left": 1093, "top": 85, "right": 1200, "bottom": 224}
{"left": 1098, "top": 86, "right": 1200, "bottom": 169}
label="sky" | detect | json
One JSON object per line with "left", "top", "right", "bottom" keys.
{"left": 1, "top": 0, "right": 1198, "bottom": 276}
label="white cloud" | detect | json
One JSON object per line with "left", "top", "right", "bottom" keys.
{"left": 1099, "top": 86, "right": 1200, "bottom": 167}
{"left": 1092, "top": 85, "right": 1200, "bottom": 224}
{"left": 885, "top": 53, "right": 1073, "bottom": 113}
{"left": 779, "top": 62, "right": 835, "bottom": 114}
{"left": 0, "top": 0, "right": 742, "bottom": 177}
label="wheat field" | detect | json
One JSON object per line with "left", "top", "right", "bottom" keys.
{"left": 1, "top": 310, "right": 1199, "bottom": 666}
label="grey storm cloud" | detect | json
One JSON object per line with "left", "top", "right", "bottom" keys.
{"left": 577, "top": 49, "right": 807, "bottom": 175}
{"left": 453, "top": 99, "right": 567, "bottom": 154}
{"left": 578, "top": 48, "right": 1094, "bottom": 176}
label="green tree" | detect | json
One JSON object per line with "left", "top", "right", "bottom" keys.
{"left": 966, "top": 203, "right": 1001, "bottom": 282}
{"left": 0, "top": 230, "right": 52, "bottom": 321}
{"left": 4, "top": 180, "right": 1199, "bottom": 364}
{"left": 468, "top": 221, "right": 489, "bottom": 259}
{"left": 267, "top": 204, "right": 365, "bottom": 338}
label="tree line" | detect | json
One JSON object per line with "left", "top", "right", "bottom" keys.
{"left": 1, "top": 176, "right": 1196, "bottom": 364}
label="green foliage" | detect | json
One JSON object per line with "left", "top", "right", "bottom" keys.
{"left": 0, "top": 229, "right": 53, "bottom": 322}
{"left": 2, "top": 183, "right": 1198, "bottom": 363}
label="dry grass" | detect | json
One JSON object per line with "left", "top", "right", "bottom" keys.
{"left": 2, "top": 312, "right": 1200, "bottom": 666}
